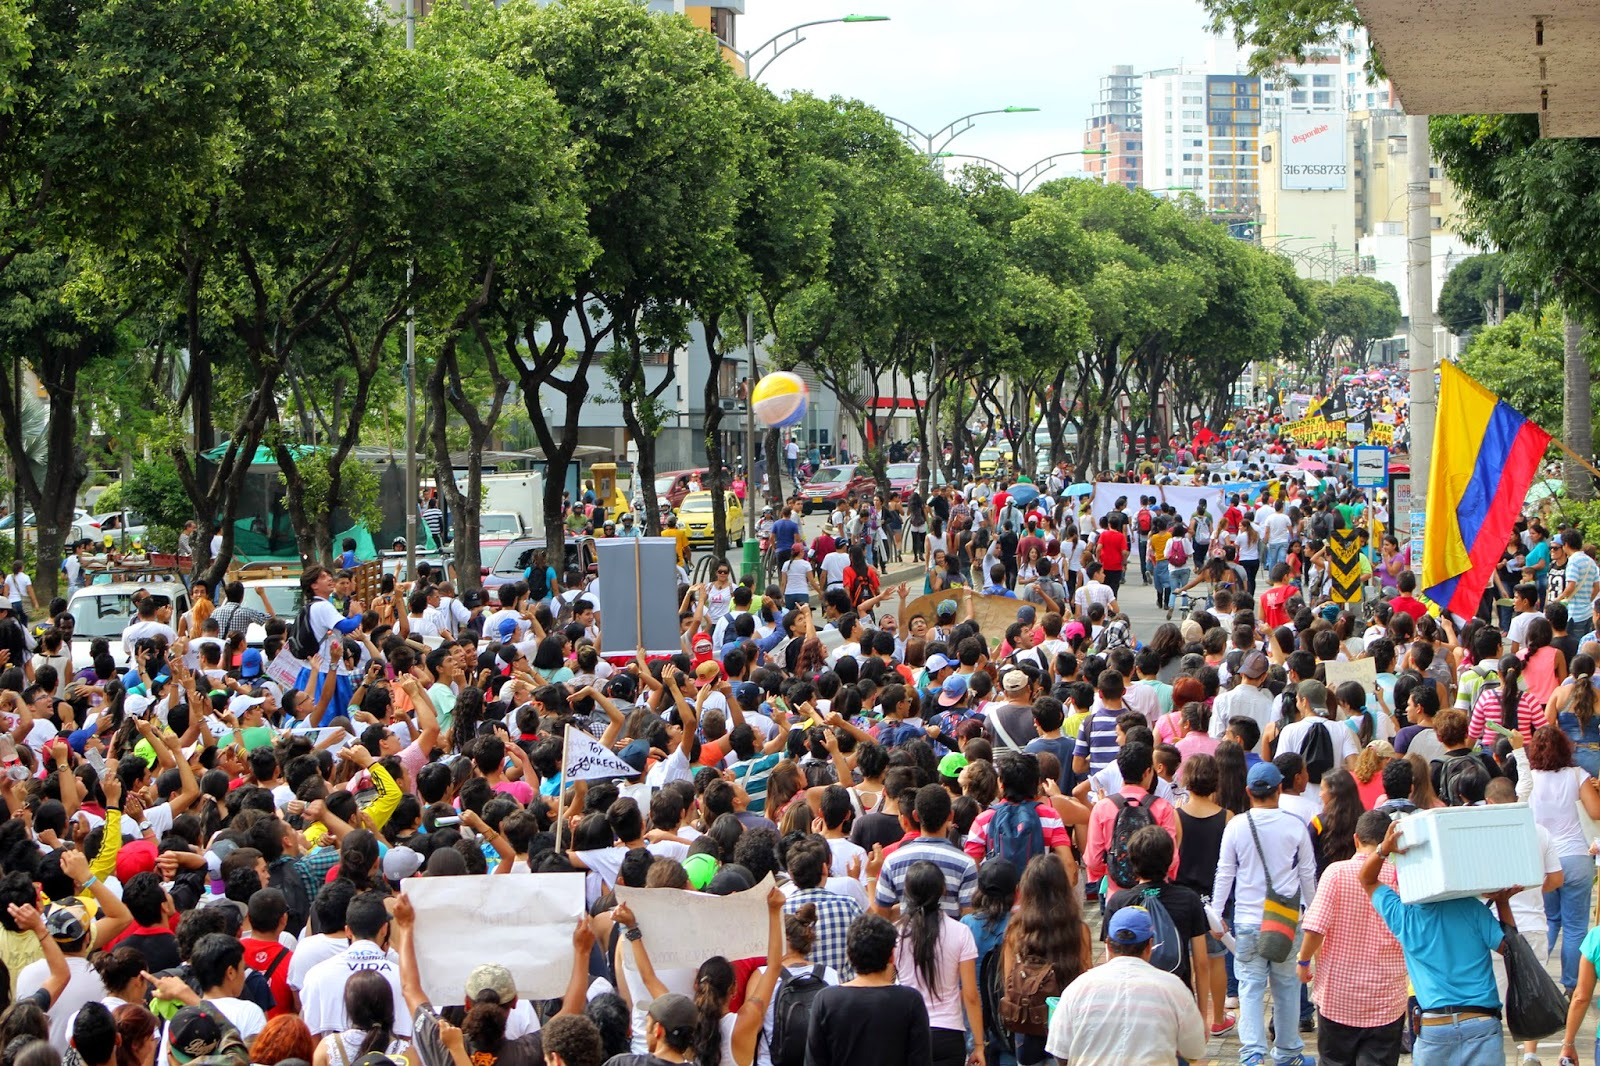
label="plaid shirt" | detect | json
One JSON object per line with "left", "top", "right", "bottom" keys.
{"left": 1301, "top": 856, "right": 1407, "bottom": 1028}
{"left": 292, "top": 846, "right": 341, "bottom": 901}
{"left": 784, "top": 887, "right": 863, "bottom": 981}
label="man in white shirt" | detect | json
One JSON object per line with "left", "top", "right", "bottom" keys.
{"left": 286, "top": 883, "right": 361, "bottom": 995}
{"left": 1274, "top": 680, "right": 1356, "bottom": 775}
{"left": 819, "top": 543, "right": 851, "bottom": 592}
{"left": 298, "top": 891, "right": 412, "bottom": 1038}
{"left": 1260, "top": 500, "right": 1293, "bottom": 571}
{"left": 1211, "top": 763, "right": 1319, "bottom": 1066}
{"left": 154, "top": 933, "right": 268, "bottom": 1048}
{"left": 1208, "top": 652, "right": 1279, "bottom": 753}
{"left": 425, "top": 582, "right": 471, "bottom": 638}
{"left": 121, "top": 595, "right": 179, "bottom": 661}
{"left": 1073, "top": 562, "right": 1118, "bottom": 615}
{"left": 1045, "top": 907, "right": 1207, "bottom": 1066}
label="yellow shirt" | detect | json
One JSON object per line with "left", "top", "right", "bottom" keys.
{"left": 1149, "top": 530, "right": 1172, "bottom": 564}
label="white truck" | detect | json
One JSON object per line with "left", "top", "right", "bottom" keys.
{"left": 476, "top": 473, "right": 544, "bottom": 537}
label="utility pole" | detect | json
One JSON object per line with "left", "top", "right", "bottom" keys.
{"left": 1406, "top": 112, "right": 1435, "bottom": 575}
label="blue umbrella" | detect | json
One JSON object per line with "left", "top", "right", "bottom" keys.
{"left": 1006, "top": 483, "right": 1042, "bottom": 507}
{"left": 1066, "top": 483, "right": 1093, "bottom": 497}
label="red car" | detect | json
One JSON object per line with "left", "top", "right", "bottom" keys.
{"left": 799, "top": 464, "right": 875, "bottom": 514}
{"left": 886, "top": 462, "right": 948, "bottom": 502}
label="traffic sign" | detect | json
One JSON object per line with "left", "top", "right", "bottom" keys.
{"left": 1354, "top": 445, "right": 1388, "bottom": 488}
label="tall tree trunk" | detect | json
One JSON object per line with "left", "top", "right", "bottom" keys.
{"left": 702, "top": 320, "right": 730, "bottom": 563}
{"left": 1565, "top": 311, "right": 1594, "bottom": 500}
{"left": 763, "top": 426, "right": 783, "bottom": 504}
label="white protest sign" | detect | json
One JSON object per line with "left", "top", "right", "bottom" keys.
{"left": 267, "top": 648, "right": 302, "bottom": 690}
{"left": 402, "top": 873, "right": 586, "bottom": 1004}
{"left": 563, "top": 724, "right": 638, "bottom": 782}
{"left": 614, "top": 874, "right": 774, "bottom": 969}
{"left": 1323, "top": 656, "right": 1377, "bottom": 695}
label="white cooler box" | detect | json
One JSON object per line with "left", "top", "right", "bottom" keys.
{"left": 1391, "top": 802, "right": 1544, "bottom": 904}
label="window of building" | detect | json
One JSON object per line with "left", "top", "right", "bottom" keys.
{"left": 1312, "top": 74, "right": 1334, "bottom": 87}
{"left": 1430, "top": 190, "right": 1442, "bottom": 205}
{"left": 1291, "top": 90, "right": 1308, "bottom": 103}
{"left": 710, "top": 8, "right": 735, "bottom": 48}
{"left": 1312, "top": 91, "right": 1333, "bottom": 104}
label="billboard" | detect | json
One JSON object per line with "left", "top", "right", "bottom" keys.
{"left": 1281, "top": 113, "right": 1348, "bottom": 190}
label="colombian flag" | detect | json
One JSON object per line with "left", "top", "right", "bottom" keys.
{"left": 1423, "top": 362, "right": 1552, "bottom": 617}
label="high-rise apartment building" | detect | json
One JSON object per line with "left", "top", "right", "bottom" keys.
{"left": 1142, "top": 67, "right": 1209, "bottom": 196}
{"left": 1084, "top": 66, "right": 1142, "bottom": 189}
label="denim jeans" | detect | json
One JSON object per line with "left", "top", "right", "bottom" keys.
{"left": 1410, "top": 1014, "right": 1502, "bottom": 1066}
{"left": 1153, "top": 561, "right": 1171, "bottom": 605}
{"left": 1234, "top": 925, "right": 1305, "bottom": 1064}
{"left": 1546, "top": 851, "right": 1595, "bottom": 990}
{"left": 1263, "top": 541, "right": 1288, "bottom": 572}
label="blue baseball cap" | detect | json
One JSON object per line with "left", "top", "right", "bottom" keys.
{"left": 938, "top": 673, "right": 969, "bottom": 707}
{"left": 1246, "top": 762, "right": 1284, "bottom": 794}
{"left": 1107, "top": 906, "right": 1155, "bottom": 945}
{"left": 497, "top": 617, "right": 520, "bottom": 641}
{"left": 239, "top": 649, "right": 264, "bottom": 679}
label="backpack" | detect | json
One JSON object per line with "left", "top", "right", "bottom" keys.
{"left": 999, "top": 951, "right": 1062, "bottom": 1037}
{"left": 769, "top": 964, "right": 827, "bottom": 1066}
{"left": 1435, "top": 750, "right": 1481, "bottom": 806}
{"left": 1139, "top": 887, "right": 1184, "bottom": 974}
{"left": 1300, "top": 717, "right": 1336, "bottom": 785}
{"left": 287, "top": 604, "right": 320, "bottom": 660}
{"left": 1105, "top": 794, "right": 1156, "bottom": 889}
{"left": 1168, "top": 538, "right": 1188, "bottom": 568}
{"left": 1137, "top": 508, "right": 1153, "bottom": 534}
{"left": 978, "top": 942, "right": 1012, "bottom": 1048}
{"left": 526, "top": 563, "right": 550, "bottom": 601}
{"left": 984, "top": 802, "right": 1046, "bottom": 872}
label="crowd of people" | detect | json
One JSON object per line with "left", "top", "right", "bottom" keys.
{"left": 1, "top": 389, "right": 1597, "bottom": 1066}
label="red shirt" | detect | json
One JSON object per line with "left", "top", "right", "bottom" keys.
{"left": 1097, "top": 528, "right": 1129, "bottom": 572}
{"left": 240, "top": 936, "right": 295, "bottom": 1017}
{"left": 1223, "top": 506, "right": 1243, "bottom": 533}
{"left": 1260, "top": 584, "right": 1295, "bottom": 629}
{"left": 1390, "top": 595, "right": 1427, "bottom": 622}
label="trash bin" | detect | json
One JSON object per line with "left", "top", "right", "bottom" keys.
{"left": 741, "top": 538, "right": 761, "bottom": 583}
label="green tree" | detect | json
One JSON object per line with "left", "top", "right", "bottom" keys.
{"left": 0, "top": 248, "right": 122, "bottom": 598}
{"left": 1437, "top": 253, "right": 1524, "bottom": 335}
{"left": 1457, "top": 310, "right": 1574, "bottom": 435}
{"left": 1303, "top": 274, "right": 1401, "bottom": 379}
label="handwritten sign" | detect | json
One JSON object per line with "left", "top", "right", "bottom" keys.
{"left": 614, "top": 875, "right": 774, "bottom": 969}
{"left": 1323, "top": 656, "right": 1377, "bottom": 695}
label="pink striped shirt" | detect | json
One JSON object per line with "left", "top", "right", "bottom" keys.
{"left": 1467, "top": 686, "right": 1546, "bottom": 748}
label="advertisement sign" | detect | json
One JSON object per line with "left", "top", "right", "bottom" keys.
{"left": 1281, "top": 113, "right": 1348, "bottom": 191}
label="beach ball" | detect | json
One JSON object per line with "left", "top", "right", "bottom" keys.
{"left": 751, "top": 371, "right": 809, "bottom": 428}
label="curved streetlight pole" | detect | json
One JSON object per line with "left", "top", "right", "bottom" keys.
{"left": 886, "top": 106, "right": 1041, "bottom": 157}
{"left": 940, "top": 150, "right": 1111, "bottom": 191}
{"left": 718, "top": 14, "right": 889, "bottom": 82}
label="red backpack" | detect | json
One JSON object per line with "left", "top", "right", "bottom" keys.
{"left": 1137, "top": 508, "right": 1153, "bottom": 533}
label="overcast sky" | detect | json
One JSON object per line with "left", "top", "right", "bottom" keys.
{"left": 739, "top": 0, "right": 1233, "bottom": 184}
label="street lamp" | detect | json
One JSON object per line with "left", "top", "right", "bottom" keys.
{"left": 886, "top": 107, "right": 1041, "bottom": 157}
{"left": 940, "top": 150, "right": 1112, "bottom": 192}
{"left": 718, "top": 14, "right": 889, "bottom": 82}
{"left": 715, "top": 15, "right": 889, "bottom": 539}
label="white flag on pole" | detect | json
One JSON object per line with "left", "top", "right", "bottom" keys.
{"left": 562, "top": 724, "right": 638, "bottom": 782}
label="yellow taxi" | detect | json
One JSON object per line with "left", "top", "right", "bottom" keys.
{"left": 678, "top": 491, "right": 744, "bottom": 544}
{"left": 978, "top": 446, "right": 1009, "bottom": 478}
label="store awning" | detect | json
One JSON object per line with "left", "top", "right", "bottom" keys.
{"left": 867, "top": 398, "right": 925, "bottom": 411}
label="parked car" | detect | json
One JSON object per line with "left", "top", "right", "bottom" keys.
{"left": 68, "top": 578, "right": 190, "bottom": 670}
{"left": 643, "top": 469, "right": 711, "bottom": 513}
{"left": 799, "top": 465, "right": 875, "bottom": 514}
{"left": 677, "top": 492, "right": 744, "bottom": 545}
{"left": 83, "top": 510, "right": 149, "bottom": 546}
{"left": 482, "top": 537, "right": 598, "bottom": 592}
{"left": 977, "top": 447, "right": 1010, "bottom": 478}
{"left": 886, "top": 462, "right": 947, "bottom": 502}
{"left": 478, "top": 511, "right": 525, "bottom": 547}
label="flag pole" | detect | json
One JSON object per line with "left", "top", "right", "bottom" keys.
{"left": 633, "top": 538, "right": 643, "bottom": 651}
{"left": 1548, "top": 437, "right": 1600, "bottom": 485}
{"left": 553, "top": 725, "right": 570, "bottom": 854}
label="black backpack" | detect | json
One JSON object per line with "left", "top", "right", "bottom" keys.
{"left": 979, "top": 943, "right": 1012, "bottom": 1049}
{"left": 1105, "top": 794, "right": 1155, "bottom": 889}
{"left": 769, "top": 964, "right": 828, "bottom": 1066}
{"left": 1436, "top": 751, "right": 1481, "bottom": 806}
{"left": 287, "top": 604, "right": 320, "bottom": 660}
{"left": 1301, "top": 718, "right": 1336, "bottom": 785}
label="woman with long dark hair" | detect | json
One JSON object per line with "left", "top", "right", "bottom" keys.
{"left": 313, "top": 971, "right": 408, "bottom": 1066}
{"left": 961, "top": 861, "right": 1019, "bottom": 1066}
{"left": 895, "top": 861, "right": 984, "bottom": 1066}
{"left": 1001, "top": 855, "right": 1092, "bottom": 1066}
{"left": 1310, "top": 769, "right": 1363, "bottom": 873}
{"left": 1213, "top": 740, "right": 1249, "bottom": 816}
{"left": 1552, "top": 652, "right": 1600, "bottom": 776}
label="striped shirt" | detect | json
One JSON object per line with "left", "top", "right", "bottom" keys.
{"left": 1467, "top": 686, "right": 1546, "bottom": 748}
{"left": 963, "top": 801, "right": 1071, "bottom": 861}
{"left": 731, "top": 753, "right": 781, "bottom": 815}
{"left": 1073, "top": 709, "right": 1123, "bottom": 773}
{"left": 875, "top": 835, "right": 977, "bottom": 918}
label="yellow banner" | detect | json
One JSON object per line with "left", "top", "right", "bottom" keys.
{"left": 1368, "top": 422, "right": 1395, "bottom": 445}
{"left": 1280, "top": 416, "right": 1344, "bottom": 444}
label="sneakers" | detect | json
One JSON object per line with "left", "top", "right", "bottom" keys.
{"left": 1521, "top": 1054, "right": 1542, "bottom": 1066}
{"left": 1226, "top": 996, "right": 1240, "bottom": 1009}
{"left": 1210, "top": 1015, "right": 1237, "bottom": 1037}
{"left": 1276, "top": 1055, "right": 1316, "bottom": 1066}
